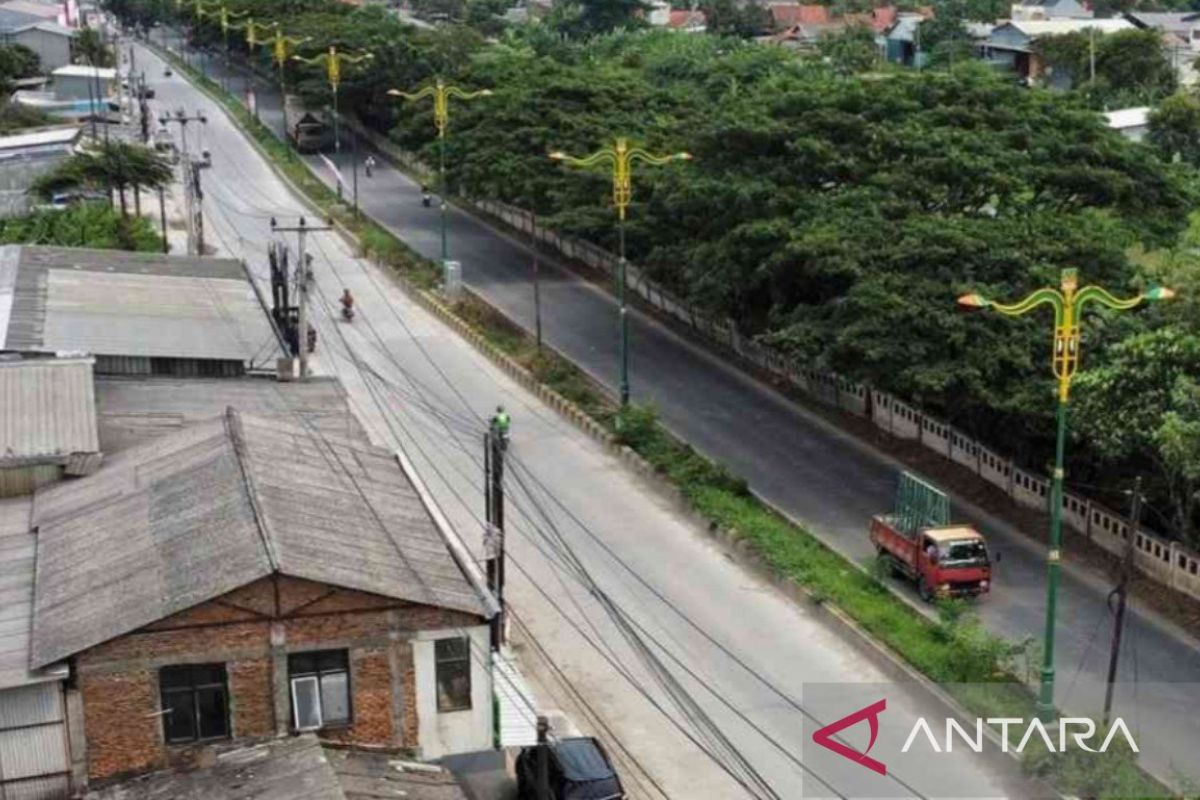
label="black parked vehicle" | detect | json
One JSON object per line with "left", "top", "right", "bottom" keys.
{"left": 516, "top": 737, "right": 625, "bottom": 800}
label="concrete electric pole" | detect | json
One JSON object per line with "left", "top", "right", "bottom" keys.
{"left": 158, "top": 109, "right": 207, "bottom": 254}
{"left": 1103, "top": 476, "right": 1143, "bottom": 726}
{"left": 270, "top": 216, "right": 331, "bottom": 379}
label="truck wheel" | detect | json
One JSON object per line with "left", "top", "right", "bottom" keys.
{"left": 917, "top": 577, "right": 933, "bottom": 603}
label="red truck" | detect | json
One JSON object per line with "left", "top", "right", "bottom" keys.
{"left": 870, "top": 472, "right": 994, "bottom": 601}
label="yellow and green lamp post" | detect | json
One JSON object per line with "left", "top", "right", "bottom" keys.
{"left": 957, "top": 269, "right": 1174, "bottom": 720}
{"left": 248, "top": 23, "right": 308, "bottom": 95}
{"left": 197, "top": 4, "right": 246, "bottom": 91}
{"left": 550, "top": 139, "right": 691, "bottom": 406}
{"left": 388, "top": 79, "right": 492, "bottom": 265}
{"left": 294, "top": 46, "right": 373, "bottom": 155}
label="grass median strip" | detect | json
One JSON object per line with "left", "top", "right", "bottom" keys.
{"left": 161, "top": 45, "right": 1172, "bottom": 799}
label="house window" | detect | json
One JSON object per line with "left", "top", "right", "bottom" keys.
{"left": 435, "top": 637, "right": 472, "bottom": 712}
{"left": 159, "top": 664, "right": 229, "bottom": 744}
{"left": 288, "top": 650, "right": 351, "bottom": 731}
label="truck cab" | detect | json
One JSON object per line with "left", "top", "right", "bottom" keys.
{"left": 869, "top": 473, "right": 994, "bottom": 602}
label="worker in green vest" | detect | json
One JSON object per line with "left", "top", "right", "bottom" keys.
{"left": 492, "top": 405, "right": 510, "bottom": 449}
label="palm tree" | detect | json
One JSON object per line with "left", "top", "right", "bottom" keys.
{"left": 32, "top": 140, "right": 174, "bottom": 219}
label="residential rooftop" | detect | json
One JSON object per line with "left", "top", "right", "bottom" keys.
{"left": 0, "top": 355, "right": 99, "bottom": 473}
{"left": 94, "top": 374, "right": 364, "bottom": 455}
{"left": 84, "top": 735, "right": 471, "bottom": 800}
{"left": 0, "top": 495, "right": 66, "bottom": 688}
{"left": 0, "top": 125, "right": 81, "bottom": 153}
{"left": 30, "top": 408, "right": 494, "bottom": 667}
{"left": 0, "top": 245, "right": 284, "bottom": 373}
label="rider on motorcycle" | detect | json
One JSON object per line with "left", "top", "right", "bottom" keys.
{"left": 340, "top": 288, "right": 354, "bottom": 320}
{"left": 421, "top": 185, "right": 432, "bottom": 207}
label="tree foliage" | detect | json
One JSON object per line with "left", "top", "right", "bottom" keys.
{"left": 111, "top": 0, "right": 1200, "bottom": 536}
{"left": 73, "top": 27, "right": 115, "bottom": 67}
{"left": 32, "top": 141, "right": 174, "bottom": 221}
{"left": 1149, "top": 92, "right": 1200, "bottom": 166}
{"left": 0, "top": 203, "right": 162, "bottom": 251}
{"left": 1035, "top": 29, "right": 1176, "bottom": 106}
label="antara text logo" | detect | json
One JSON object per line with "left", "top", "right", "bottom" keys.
{"left": 812, "top": 699, "right": 1139, "bottom": 776}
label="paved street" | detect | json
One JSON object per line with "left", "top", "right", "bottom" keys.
{"left": 132, "top": 37, "right": 1052, "bottom": 799}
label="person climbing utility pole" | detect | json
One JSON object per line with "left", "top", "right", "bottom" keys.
{"left": 491, "top": 405, "right": 510, "bottom": 450}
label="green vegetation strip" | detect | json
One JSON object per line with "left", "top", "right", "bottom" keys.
{"left": 165, "top": 47, "right": 1171, "bottom": 799}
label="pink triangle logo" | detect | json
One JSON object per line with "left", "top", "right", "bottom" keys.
{"left": 812, "top": 699, "right": 888, "bottom": 775}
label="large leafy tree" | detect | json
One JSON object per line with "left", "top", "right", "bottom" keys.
{"left": 1035, "top": 29, "right": 1175, "bottom": 105}
{"left": 1074, "top": 328, "right": 1200, "bottom": 543}
{"left": 73, "top": 27, "right": 114, "bottom": 67}
{"left": 1149, "top": 92, "right": 1200, "bottom": 166}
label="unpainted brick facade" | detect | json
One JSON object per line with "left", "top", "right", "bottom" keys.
{"left": 73, "top": 575, "right": 482, "bottom": 784}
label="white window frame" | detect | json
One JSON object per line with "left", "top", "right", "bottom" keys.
{"left": 290, "top": 675, "right": 323, "bottom": 732}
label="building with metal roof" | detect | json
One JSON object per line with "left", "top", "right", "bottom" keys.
{"left": 0, "top": 355, "right": 101, "bottom": 496}
{"left": 31, "top": 408, "right": 494, "bottom": 668}
{"left": 0, "top": 126, "right": 81, "bottom": 217}
{"left": 84, "top": 735, "right": 471, "bottom": 800}
{"left": 94, "top": 374, "right": 362, "bottom": 454}
{"left": 0, "top": 496, "right": 71, "bottom": 799}
{"left": 0, "top": 245, "right": 285, "bottom": 376}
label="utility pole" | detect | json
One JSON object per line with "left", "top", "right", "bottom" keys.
{"left": 1089, "top": 26, "right": 1096, "bottom": 84}
{"left": 535, "top": 716, "right": 551, "bottom": 800}
{"left": 1103, "top": 477, "right": 1143, "bottom": 726}
{"left": 484, "top": 425, "right": 506, "bottom": 651}
{"left": 159, "top": 109, "right": 207, "bottom": 254}
{"left": 158, "top": 186, "right": 168, "bottom": 253}
{"left": 270, "top": 216, "right": 330, "bottom": 379}
{"left": 531, "top": 211, "right": 542, "bottom": 351}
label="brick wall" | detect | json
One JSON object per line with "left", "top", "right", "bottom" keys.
{"left": 76, "top": 575, "right": 482, "bottom": 784}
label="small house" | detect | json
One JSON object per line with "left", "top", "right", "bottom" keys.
{"left": 29, "top": 408, "right": 498, "bottom": 784}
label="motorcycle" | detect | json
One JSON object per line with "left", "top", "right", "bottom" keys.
{"left": 341, "top": 305, "right": 355, "bottom": 322}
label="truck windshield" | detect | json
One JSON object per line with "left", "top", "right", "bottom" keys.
{"left": 940, "top": 540, "right": 988, "bottom": 567}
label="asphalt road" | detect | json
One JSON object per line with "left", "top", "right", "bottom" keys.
{"left": 145, "top": 31, "right": 1200, "bottom": 787}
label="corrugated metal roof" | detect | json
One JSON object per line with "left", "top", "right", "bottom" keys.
{"left": 30, "top": 410, "right": 489, "bottom": 667}
{"left": 84, "top": 735, "right": 345, "bottom": 800}
{"left": 0, "top": 126, "right": 81, "bottom": 152}
{"left": 84, "top": 736, "right": 471, "bottom": 800}
{"left": 0, "top": 246, "right": 284, "bottom": 366}
{"left": 51, "top": 65, "right": 116, "bottom": 79}
{"left": 0, "top": 497, "right": 65, "bottom": 689}
{"left": 0, "top": 356, "right": 98, "bottom": 467}
{"left": 94, "top": 375, "right": 364, "bottom": 455}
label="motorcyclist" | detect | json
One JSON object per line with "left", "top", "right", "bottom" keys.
{"left": 421, "top": 184, "right": 432, "bottom": 207}
{"left": 340, "top": 288, "right": 354, "bottom": 320}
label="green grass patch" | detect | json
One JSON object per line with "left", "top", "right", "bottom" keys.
{"left": 161, "top": 45, "right": 1177, "bottom": 798}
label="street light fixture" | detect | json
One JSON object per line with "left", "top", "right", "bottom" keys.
{"left": 294, "top": 46, "right": 369, "bottom": 160}
{"left": 388, "top": 80, "right": 492, "bottom": 265}
{"left": 550, "top": 138, "right": 692, "bottom": 406}
{"left": 957, "top": 269, "right": 1174, "bottom": 720}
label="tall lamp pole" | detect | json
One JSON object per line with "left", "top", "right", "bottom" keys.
{"left": 296, "top": 46, "right": 373, "bottom": 198}
{"left": 550, "top": 139, "right": 691, "bottom": 406}
{"left": 957, "top": 270, "right": 1174, "bottom": 720}
{"left": 388, "top": 79, "right": 492, "bottom": 265}
{"left": 258, "top": 24, "right": 308, "bottom": 96}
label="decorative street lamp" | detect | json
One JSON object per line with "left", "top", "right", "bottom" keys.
{"left": 294, "top": 46, "right": 373, "bottom": 199}
{"left": 550, "top": 139, "right": 691, "bottom": 406}
{"left": 388, "top": 79, "right": 492, "bottom": 265}
{"left": 957, "top": 269, "right": 1174, "bottom": 720}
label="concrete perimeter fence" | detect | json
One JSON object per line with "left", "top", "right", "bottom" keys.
{"left": 342, "top": 118, "right": 1200, "bottom": 605}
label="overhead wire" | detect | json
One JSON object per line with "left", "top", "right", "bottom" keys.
{"left": 164, "top": 52, "right": 876, "bottom": 795}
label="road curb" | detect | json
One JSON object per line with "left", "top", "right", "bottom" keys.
{"left": 155, "top": 43, "right": 1066, "bottom": 795}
